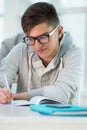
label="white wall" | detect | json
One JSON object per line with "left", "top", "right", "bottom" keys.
{"left": 3, "top": 0, "right": 31, "bottom": 39}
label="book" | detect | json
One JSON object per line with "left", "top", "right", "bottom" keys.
{"left": 30, "top": 104, "right": 87, "bottom": 116}
{"left": 0, "top": 96, "right": 63, "bottom": 106}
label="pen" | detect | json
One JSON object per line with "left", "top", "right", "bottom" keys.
{"left": 4, "top": 74, "right": 13, "bottom": 103}
{"left": 4, "top": 74, "right": 10, "bottom": 91}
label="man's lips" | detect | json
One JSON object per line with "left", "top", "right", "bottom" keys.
{"left": 37, "top": 48, "right": 47, "bottom": 53}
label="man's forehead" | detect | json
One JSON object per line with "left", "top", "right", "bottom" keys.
{"left": 26, "top": 24, "right": 53, "bottom": 37}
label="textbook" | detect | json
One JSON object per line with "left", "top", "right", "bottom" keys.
{"left": 30, "top": 104, "right": 87, "bottom": 116}
{"left": 12, "top": 96, "right": 62, "bottom": 106}
{"left": 0, "top": 96, "right": 63, "bottom": 106}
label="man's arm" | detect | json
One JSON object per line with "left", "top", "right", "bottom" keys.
{"left": 13, "top": 92, "right": 29, "bottom": 100}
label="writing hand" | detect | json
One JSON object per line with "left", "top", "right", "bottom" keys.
{"left": 0, "top": 88, "right": 13, "bottom": 104}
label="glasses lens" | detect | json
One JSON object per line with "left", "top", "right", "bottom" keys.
{"left": 24, "top": 35, "right": 49, "bottom": 45}
{"left": 24, "top": 37, "right": 29, "bottom": 44}
{"left": 28, "top": 38, "right": 34, "bottom": 45}
{"left": 38, "top": 35, "right": 49, "bottom": 44}
{"left": 24, "top": 37, "right": 34, "bottom": 45}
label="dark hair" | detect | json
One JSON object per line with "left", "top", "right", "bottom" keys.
{"left": 21, "top": 2, "right": 60, "bottom": 33}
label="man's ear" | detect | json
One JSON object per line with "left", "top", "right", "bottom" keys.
{"left": 58, "top": 25, "right": 63, "bottom": 38}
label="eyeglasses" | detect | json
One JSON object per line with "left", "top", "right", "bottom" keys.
{"left": 23, "top": 25, "right": 59, "bottom": 46}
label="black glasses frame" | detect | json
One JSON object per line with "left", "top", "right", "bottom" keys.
{"left": 23, "top": 25, "right": 59, "bottom": 46}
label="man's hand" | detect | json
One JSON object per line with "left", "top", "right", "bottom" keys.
{"left": 0, "top": 88, "right": 13, "bottom": 104}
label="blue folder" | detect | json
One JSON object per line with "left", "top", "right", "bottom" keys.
{"left": 30, "top": 104, "right": 87, "bottom": 116}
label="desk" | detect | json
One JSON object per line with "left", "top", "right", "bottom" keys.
{"left": 0, "top": 105, "right": 87, "bottom": 130}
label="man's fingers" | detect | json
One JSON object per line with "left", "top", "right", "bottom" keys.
{"left": 0, "top": 88, "right": 13, "bottom": 104}
{"left": 3, "top": 88, "right": 12, "bottom": 99}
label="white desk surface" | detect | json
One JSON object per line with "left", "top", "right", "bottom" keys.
{"left": 0, "top": 105, "right": 87, "bottom": 130}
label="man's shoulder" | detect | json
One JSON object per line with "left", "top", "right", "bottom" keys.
{"left": 15, "top": 33, "right": 24, "bottom": 44}
{"left": 2, "top": 33, "right": 24, "bottom": 46}
{"left": 11, "top": 42, "right": 26, "bottom": 51}
{"left": 61, "top": 32, "right": 82, "bottom": 54}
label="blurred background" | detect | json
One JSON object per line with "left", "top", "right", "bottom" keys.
{"left": 0, "top": 0, "right": 87, "bottom": 93}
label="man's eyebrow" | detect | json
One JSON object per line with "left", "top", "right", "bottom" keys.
{"left": 38, "top": 32, "right": 49, "bottom": 37}
{"left": 27, "top": 31, "right": 49, "bottom": 38}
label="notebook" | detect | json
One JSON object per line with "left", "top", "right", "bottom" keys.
{"left": 30, "top": 104, "right": 87, "bottom": 116}
{"left": 0, "top": 96, "right": 63, "bottom": 106}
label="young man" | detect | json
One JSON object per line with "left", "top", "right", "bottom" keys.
{"left": 0, "top": 2, "right": 83, "bottom": 104}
